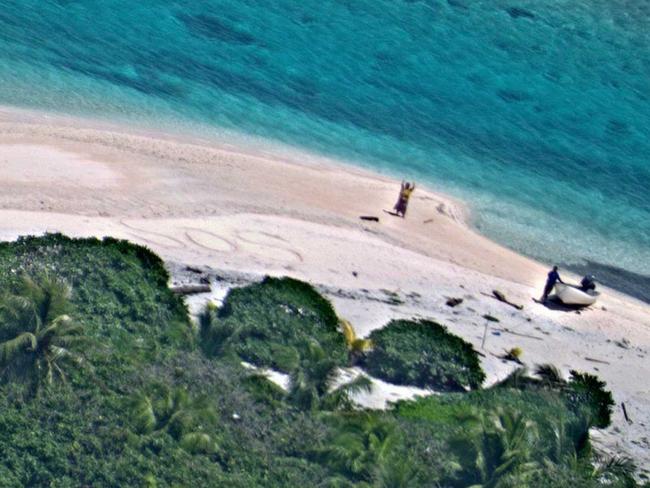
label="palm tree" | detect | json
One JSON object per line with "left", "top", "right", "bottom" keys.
{"left": 493, "top": 367, "right": 530, "bottom": 390}
{"left": 374, "top": 458, "right": 420, "bottom": 488}
{"left": 339, "top": 319, "right": 373, "bottom": 365}
{"left": 534, "top": 364, "right": 566, "bottom": 389}
{"left": 130, "top": 384, "right": 218, "bottom": 454}
{"left": 452, "top": 408, "right": 540, "bottom": 488}
{"left": 288, "top": 341, "right": 372, "bottom": 411}
{"left": 318, "top": 413, "right": 397, "bottom": 483}
{"left": 0, "top": 274, "right": 90, "bottom": 392}
{"left": 198, "top": 302, "right": 256, "bottom": 359}
{"left": 590, "top": 454, "right": 637, "bottom": 487}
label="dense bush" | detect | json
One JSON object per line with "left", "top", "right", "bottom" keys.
{"left": 360, "top": 319, "right": 485, "bottom": 391}
{"left": 199, "top": 276, "right": 347, "bottom": 372}
{"left": 396, "top": 387, "right": 634, "bottom": 487}
{"left": 496, "top": 366, "right": 616, "bottom": 430}
{"left": 565, "top": 370, "right": 615, "bottom": 429}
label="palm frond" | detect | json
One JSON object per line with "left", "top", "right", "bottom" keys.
{"left": 0, "top": 332, "right": 37, "bottom": 364}
{"left": 594, "top": 454, "right": 637, "bottom": 481}
{"left": 534, "top": 364, "right": 565, "bottom": 387}
{"left": 47, "top": 345, "right": 86, "bottom": 368}
{"left": 131, "top": 393, "right": 157, "bottom": 434}
{"left": 179, "top": 432, "right": 218, "bottom": 454}
{"left": 494, "top": 367, "right": 529, "bottom": 389}
{"left": 38, "top": 314, "right": 76, "bottom": 339}
{"left": 332, "top": 374, "right": 373, "bottom": 398}
{"left": 351, "top": 338, "right": 373, "bottom": 353}
{"left": 51, "top": 359, "right": 69, "bottom": 385}
{"left": 340, "top": 319, "right": 357, "bottom": 346}
{"left": 44, "top": 356, "right": 55, "bottom": 386}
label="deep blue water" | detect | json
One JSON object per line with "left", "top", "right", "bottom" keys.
{"left": 1, "top": 0, "right": 649, "bottom": 296}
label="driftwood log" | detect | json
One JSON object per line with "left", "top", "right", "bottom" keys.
{"left": 171, "top": 284, "right": 211, "bottom": 295}
{"left": 584, "top": 356, "right": 610, "bottom": 365}
{"left": 621, "top": 402, "right": 632, "bottom": 423}
{"left": 492, "top": 290, "right": 524, "bottom": 310}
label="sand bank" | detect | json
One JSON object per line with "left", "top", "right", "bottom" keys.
{"left": 1, "top": 106, "right": 649, "bottom": 473}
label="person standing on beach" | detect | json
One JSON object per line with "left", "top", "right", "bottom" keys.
{"left": 394, "top": 181, "right": 415, "bottom": 218}
{"left": 541, "top": 265, "right": 564, "bottom": 302}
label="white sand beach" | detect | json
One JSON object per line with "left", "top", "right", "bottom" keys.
{"left": 1, "top": 106, "right": 649, "bottom": 474}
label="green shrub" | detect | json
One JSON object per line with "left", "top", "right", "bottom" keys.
{"left": 496, "top": 366, "right": 615, "bottom": 430}
{"left": 566, "top": 370, "right": 615, "bottom": 429}
{"left": 360, "top": 319, "right": 485, "bottom": 391}
{"left": 199, "top": 276, "right": 347, "bottom": 372}
{"left": 395, "top": 387, "right": 601, "bottom": 487}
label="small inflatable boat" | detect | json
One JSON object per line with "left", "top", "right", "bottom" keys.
{"left": 554, "top": 283, "right": 600, "bottom": 306}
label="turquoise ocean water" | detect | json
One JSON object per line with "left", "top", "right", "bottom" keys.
{"left": 1, "top": 1, "right": 649, "bottom": 300}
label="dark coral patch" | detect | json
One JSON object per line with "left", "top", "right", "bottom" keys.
{"left": 178, "top": 14, "right": 255, "bottom": 45}
{"left": 505, "top": 6, "right": 536, "bottom": 19}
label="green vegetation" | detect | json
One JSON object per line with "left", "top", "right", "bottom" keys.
{"left": 286, "top": 341, "right": 372, "bottom": 412}
{"left": 496, "top": 365, "right": 616, "bottom": 429}
{"left": 0, "top": 234, "right": 642, "bottom": 487}
{"left": 360, "top": 319, "right": 486, "bottom": 391}
{"left": 0, "top": 274, "right": 92, "bottom": 395}
{"left": 396, "top": 386, "right": 633, "bottom": 488}
{"left": 199, "top": 276, "right": 347, "bottom": 372}
{"left": 129, "top": 384, "right": 218, "bottom": 454}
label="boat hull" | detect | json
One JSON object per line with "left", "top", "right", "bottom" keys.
{"left": 554, "top": 283, "right": 599, "bottom": 306}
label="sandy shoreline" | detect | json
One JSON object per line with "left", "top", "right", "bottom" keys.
{"left": 1, "top": 106, "right": 649, "bottom": 474}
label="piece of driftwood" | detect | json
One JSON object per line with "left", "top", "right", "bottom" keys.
{"left": 492, "top": 289, "right": 524, "bottom": 310}
{"left": 171, "top": 284, "right": 211, "bottom": 295}
{"left": 500, "top": 348, "right": 524, "bottom": 365}
{"left": 621, "top": 402, "right": 632, "bottom": 423}
{"left": 185, "top": 265, "right": 204, "bottom": 274}
{"left": 585, "top": 356, "right": 610, "bottom": 365}
{"left": 481, "top": 322, "right": 489, "bottom": 349}
{"left": 496, "top": 327, "right": 544, "bottom": 341}
{"left": 360, "top": 215, "right": 379, "bottom": 222}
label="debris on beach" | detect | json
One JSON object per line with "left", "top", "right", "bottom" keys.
{"left": 622, "top": 402, "right": 633, "bottom": 424}
{"left": 492, "top": 289, "right": 524, "bottom": 310}
{"left": 446, "top": 297, "right": 463, "bottom": 307}
{"left": 171, "top": 283, "right": 211, "bottom": 295}
{"left": 585, "top": 356, "right": 611, "bottom": 365}
{"left": 185, "top": 265, "right": 204, "bottom": 274}
{"left": 498, "top": 327, "right": 543, "bottom": 341}
{"left": 359, "top": 215, "right": 379, "bottom": 222}
{"left": 482, "top": 314, "right": 499, "bottom": 322}
{"left": 615, "top": 338, "right": 631, "bottom": 349}
{"left": 500, "top": 347, "right": 524, "bottom": 364}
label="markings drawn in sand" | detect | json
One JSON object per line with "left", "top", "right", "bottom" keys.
{"left": 184, "top": 228, "right": 237, "bottom": 253}
{"left": 119, "top": 220, "right": 186, "bottom": 249}
{"left": 234, "top": 230, "right": 304, "bottom": 263}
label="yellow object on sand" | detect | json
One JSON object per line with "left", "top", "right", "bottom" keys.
{"left": 340, "top": 319, "right": 373, "bottom": 352}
